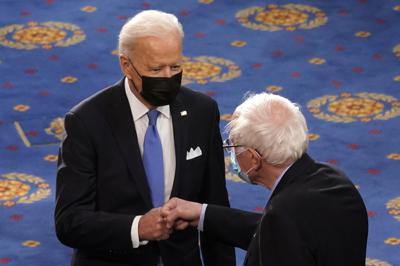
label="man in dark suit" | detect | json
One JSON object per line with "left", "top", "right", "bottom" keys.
{"left": 162, "top": 93, "right": 369, "bottom": 265}
{"left": 54, "top": 10, "right": 235, "bottom": 266}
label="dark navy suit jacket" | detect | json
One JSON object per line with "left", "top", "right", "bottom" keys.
{"left": 55, "top": 79, "right": 235, "bottom": 266}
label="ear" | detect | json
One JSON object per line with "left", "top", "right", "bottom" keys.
{"left": 249, "top": 149, "right": 262, "bottom": 171}
{"left": 119, "top": 55, "right": 131, "bottom": 78}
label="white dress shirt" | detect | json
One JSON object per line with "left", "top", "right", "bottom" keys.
{"left": 124, "top": 78, "right": 176, "bottom": 248}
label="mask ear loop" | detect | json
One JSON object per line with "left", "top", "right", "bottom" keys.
{"left": 126, "top": 57, "right": 143, "bottom": 78}
{"left": 246, "top": 148, "right": 263, "bottom": 175}
{"left": 243, "top": 165, "right": 256, "bottom": 177}
{"left": 251, "top": 148, "right": 262, "bottom": 159}
{"left": 125, "top": 57, "right": 144, "bottom": 95}
{"left": 234, "top": 148, "right": 261, "bottom": 184}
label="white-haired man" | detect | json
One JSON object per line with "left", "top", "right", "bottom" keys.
{"left": 55, "top": 10, "right": 235, "bottom": 266}
{"left": 162, "top": 93, "right": 368, "bottom": 265}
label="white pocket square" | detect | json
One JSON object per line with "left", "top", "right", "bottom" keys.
{"left": 186, "top": 146, "right": 202, "bottom": 160}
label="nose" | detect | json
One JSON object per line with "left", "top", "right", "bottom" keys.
{"left": 161, "top": 67, "right": 173, "bottom": 78}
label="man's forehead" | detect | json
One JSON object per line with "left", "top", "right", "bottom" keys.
{"left": 132, "top": 36, "right": 182, "bottom": 64}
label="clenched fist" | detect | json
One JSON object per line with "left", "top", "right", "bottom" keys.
{"left": 138, "top": 208, "right": 172, "bottom": 241}
{"left": 161, "top": 197, "right": 202, "bottom": 230}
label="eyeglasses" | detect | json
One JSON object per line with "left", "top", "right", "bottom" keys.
{"left": 222, "top": 138, "right": 243, "bottom": 153}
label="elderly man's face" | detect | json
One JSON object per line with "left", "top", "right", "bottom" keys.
{"left": 123, "top": 32, "right": 183, "bottom": 93}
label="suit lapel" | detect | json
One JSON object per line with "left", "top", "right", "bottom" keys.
{"left": 169, "top": 95, "right": 188, "bottom": 197}
{"left": 102, "top": 80, "right": 153, "bottom": 209}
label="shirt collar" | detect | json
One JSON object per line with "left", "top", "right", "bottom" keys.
{"left": 124, "top": 77, "right": 171, "bottom": 121}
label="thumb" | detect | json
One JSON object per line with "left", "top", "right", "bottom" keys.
{"left": 161, "top": 198, "right": 177, "bottom": 217}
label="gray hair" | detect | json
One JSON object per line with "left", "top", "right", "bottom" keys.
{"left": 227, "top": 93, "right": 309, "bottom": 165}
{"left": 118, "top": 10, "right": 184, "bottom": 55}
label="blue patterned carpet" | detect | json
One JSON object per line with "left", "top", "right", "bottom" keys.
{"left": 0, "top": 0, "right": 399, "bottom": 265}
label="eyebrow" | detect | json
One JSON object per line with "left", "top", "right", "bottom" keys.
{"left": 147, "top": 63, "right": 181, "bottom": 69}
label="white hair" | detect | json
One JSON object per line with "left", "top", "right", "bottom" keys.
{"left": 118, "top": 10, "right": 184, "bottom": 55}
{"left": 227, "top": 93, "right": 309, "bottom": 165}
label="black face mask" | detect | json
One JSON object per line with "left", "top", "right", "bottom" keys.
{"left": 128, "top": 61, "right": 182, "bottom": 106}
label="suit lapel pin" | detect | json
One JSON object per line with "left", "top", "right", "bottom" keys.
{"left": 180, "top": 110, "right": 187, "bottom": 116}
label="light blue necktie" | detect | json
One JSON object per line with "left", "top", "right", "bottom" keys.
{"left": 142, "top": 109, "right": 165, "bottom": 208}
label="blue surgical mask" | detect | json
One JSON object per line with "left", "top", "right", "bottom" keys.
{"left": 230, "top": 150, "right": 253, "bottom": 184}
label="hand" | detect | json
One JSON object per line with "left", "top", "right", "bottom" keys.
{"left": 138, "top": 208, "right": 172, "bottom": 241}
{"left": 161, "top": 197, "right": 202, "bottom": 230}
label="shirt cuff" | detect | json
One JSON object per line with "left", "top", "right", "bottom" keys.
{"left": 131, "top": 216, "right": 149, "bottom": 248}
{"left": 197, "top": 204, "right": 208, "bottom": 232}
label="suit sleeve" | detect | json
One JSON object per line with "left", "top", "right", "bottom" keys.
{"left": 54, "top": 112, "right": 135, "bottom": 250}
{"left": 204, "top": 204, "right": 262, "bottom": 250}
{"left": 199, "top": 101, "right": 236, "bottom": 266}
